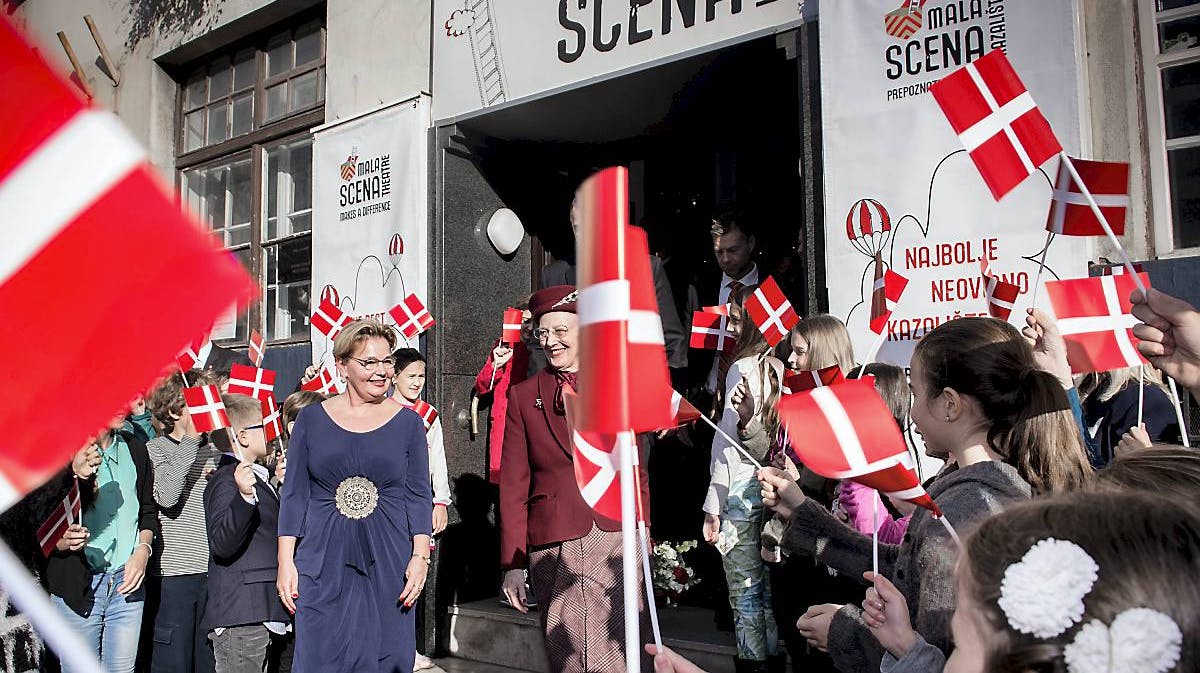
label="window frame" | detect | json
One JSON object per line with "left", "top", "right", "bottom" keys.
{"left": 1140, "top": 0, "right": 1200, "bottom": 256}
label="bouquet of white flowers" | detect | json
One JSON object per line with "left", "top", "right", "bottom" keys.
{"left": 651, "top": 540, "right": 702, "bottom": 607}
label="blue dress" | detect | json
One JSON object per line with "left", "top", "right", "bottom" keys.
{"left": 278, "top": 404, "right": 433, "bottom": 673}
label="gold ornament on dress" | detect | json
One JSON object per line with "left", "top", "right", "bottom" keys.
{"left": 335, "top": 476, "right": 378, "bottom": 520}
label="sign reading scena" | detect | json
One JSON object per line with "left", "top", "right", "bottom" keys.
{"left": 432, "top": 0, "right": 808, "bottom": 122}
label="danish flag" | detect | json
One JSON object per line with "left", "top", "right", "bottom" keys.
{"left": 300, "top": 365, "right": 342, "bottom": 395}
{"left": 744, "top": 276, "right": 799, "bottom": 347}
{"left": 779, "top": 379, "right": 939, "bottom": 514}
{"left": 227, "top": 364, "right": 276, "bottom": 402}
{"left": 930, "top": 50, "right": 1062, "bottom": 200}
{"left": 1044, "top": 272, "right": 1150, "bottom": 374}
{"left": 501, "top": 307, "right": 523, "bottom": 345}
{"left": 400, "top": 398, "right": 439, "bottom": 432}
{"left": 782, "top": 366, "right": 845, "bottom": 395}
{"left": 575, "top": 167, "right": 674, "bottom": 434}
{"left": 870, "top": 263, "right": 909, "bottom": 335}
{"left": 690, "top": 306, "right": 733, "bottom": 352}
{"left": 670, "top": 390, "right": 703, "bottom": 426}
{"left": 261, "top": 396, "right": 284, "bottom": 443}
{"left": 562, "top": 387, "right": 628, "bottom": 522}
{"left": 981, "top": 258, "right": 1021, "bottom": 321}
{"left": 390, "top": 294, "right": 436, "bottom": 340}
{"left": 1045, "top": 157, "right": 1129, "bottom": 237}
{"left": 311, "top": 297, "right": 352, "bottom": 340}
{"left": 0, "top": 18, "right": 254, "bottom": 507}
{"left": 36, "top": 479, "right": 80, "bottom": 557}
{"left": 184, "top": 385, "right": 230, "bottom": 433}
{"left": 248, "top": 329, "right": 265, "bottom": 367}
{"left": 884, "top": 0, "right": 928, "bottom": 40}
{"left": 176, "top": 339, "right": 205, "bottom": 372}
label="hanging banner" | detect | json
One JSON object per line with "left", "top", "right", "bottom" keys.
{"left": 311, "top": 96, "right": 430, "bottom": 366}
{"left": 820, "top": 0, "right": 1090, "bottom": 365}
{"left": 432, "top": 0, "right": 809, "bottom": 122}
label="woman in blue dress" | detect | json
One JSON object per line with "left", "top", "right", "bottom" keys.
{"left": 278, "top": 320, "right": 433, "bottom": 673}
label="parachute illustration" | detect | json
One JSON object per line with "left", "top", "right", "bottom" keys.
{"left": 845, "top": 198, "right": 893, "bottom": 259}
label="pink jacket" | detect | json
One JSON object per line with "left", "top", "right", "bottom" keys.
{"left": 474, "top": 341, "right": 529, "bottom": 483}
{"left": 838, "top": 480, "right": 911, "bottom": 544}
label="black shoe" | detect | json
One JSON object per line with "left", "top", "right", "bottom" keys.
{"left": 733, "top": 657, "right": 769, "bottom": 673}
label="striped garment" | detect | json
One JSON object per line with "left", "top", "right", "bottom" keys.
{"left": 146, "top": 435, "right": 220, "bottom": 576}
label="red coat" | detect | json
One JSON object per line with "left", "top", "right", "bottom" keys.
{"left": 474, "top": 341, "right": 529, "bottom": 483}
{"left": 499, "top": 368, "right": 651, "bottom": 570}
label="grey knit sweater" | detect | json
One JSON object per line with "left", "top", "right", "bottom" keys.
{"left": 780, "top": 460, "right": 1031, "bottom": 673}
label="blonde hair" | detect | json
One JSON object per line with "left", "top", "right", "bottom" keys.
{"left": 1076, "top": 366, "right": 1166, "bottom": 403}
{"left": 795, "top": 314, "right": 856, "bottom": 373}
{"left": 221, "top": 393, "right": 264, "bottom": 432}
{"left": 332, "top": 319, "right": 397, "bottom": 361}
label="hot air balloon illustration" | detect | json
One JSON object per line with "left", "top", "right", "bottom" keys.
{"left": 321, "top": 284, "right": 340, "bottom": 307}
{"left": 388, "top": 233, "right": 404, "bottom": 268}
{"left": 845, "top": 199, "right": 893, "bottom": 259}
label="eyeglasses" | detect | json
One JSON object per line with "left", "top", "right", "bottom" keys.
{"left": 534, "top": 326, "right": 571, "bottom": 342}
{"left": 348, "top": 356, "right": 397, "bottom": 371}
{"left": 244, "top": 423, "right": 265, "bottom": 430}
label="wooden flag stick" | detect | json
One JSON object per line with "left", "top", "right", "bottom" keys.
{"left": 1138, "top": 366, "right": 1145, "bottom": 429}
{"left": 1059, "top": 154, "right": 1146, "bottom": 293}
{"left": 618, "top": 432, "right": 640, "bottom": 673}
{"left": 1167, "top": 377, "right": 1190, "bottom": 448}
{"left": 871, "top": 493, "right": 879, "bottom": 579}
{"left": 695, "top": 413, "right": 763, "bottom": 470}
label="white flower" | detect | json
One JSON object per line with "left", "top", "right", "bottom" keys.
{"left": 1064, "top": 609, "right": 1182, "bottom": 673}
{"left": 997, "top": 538, "right": 1099, "bottom": 638}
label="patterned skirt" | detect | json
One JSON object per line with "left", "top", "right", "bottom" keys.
{"left": 529, "top": 524, "right": 652, "bottom": 673}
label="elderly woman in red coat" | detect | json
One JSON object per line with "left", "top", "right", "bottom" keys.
{"left": 498, "top": 285, "right": 652, "bottom": 673}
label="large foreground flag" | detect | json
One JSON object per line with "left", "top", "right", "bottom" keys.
{"left": 669, "top": 390, "right": 703, "bottom": 426}
{"left": 1044, "top": 272, "right": 1150, "bottom": 374}
{"left": 1045, "top": 157, "right": 1130, "bottom": 237}
{"left": 778, "top": 379, "right": 938, "bottom": 514}
{"left": 36, "top": 479, "right": 80, "bottom": 557}
{"left": 930, "top": 49, "right": 1062, "bottom": 200}
{"left": 563, "top": 388, "right": 626, "bottom": 521}
{"left": 0, "top": 18, "right": 255, "bottom": 508}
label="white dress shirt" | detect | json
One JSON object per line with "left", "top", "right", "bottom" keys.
{"left": 705, "top": 264, "right": 760, "bottom": 393}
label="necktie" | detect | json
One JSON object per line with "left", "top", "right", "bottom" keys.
{"left": 716, "top": 280, "right": 745, "bottom": 399}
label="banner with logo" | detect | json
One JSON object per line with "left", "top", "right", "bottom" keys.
{"left": 311, "top": 96, "right": 430, "bottom": 366}
{"left": 432, "top": 0, "right": 810, "bottom": 122}
{"left": 820, "top": 0, "right": 1090, "bottom": 365}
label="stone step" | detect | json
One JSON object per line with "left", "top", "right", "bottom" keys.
{"left": 447, "top": 598, "right": 739, "bottom": 673}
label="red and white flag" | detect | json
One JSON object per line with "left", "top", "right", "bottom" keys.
{"left": 501, "top": 307, "right": 523, "bottom": 345}
{"left": 670, "top": 390, "right": 703, "bottom": 426}
{"left": 36, "top": 479, "right": 80, "bottom": 557}
{"left": 390, "top": 294, "right": 435, "bottom": 340}
{"left": 1044, "top": 272, "right": 1150, "bottom": 374}
{"left": 227, "top": 364, "right": 276, "bottom": 402}
{"left": 300, "top": 365, "right": 343, "bottom": 395}
{"left": 261, "top": 396, "right": 284, "bottom": 443}
{"left": 883, "top": 0, "right": 928, "bottom": 40}
{"left": 870, "top": 264, "right": 909, "bottom": 335}
{"left": 690, "top": 307, "right": 733, "bottom": 353}
{"left": 981, "top": 258, "right": 1021, "bottom": 321}
{"left": 778, "top": 379, "right": 939, "bottom": 514}
{"left": 1045, "top": 157, "right": 1130, "bottom": 237}
{"left": 176, "top": 339, "right": 205, "bottom": 372}
{"left": 575, "top": 167, "right": 674, "bottom": 434}
{"left": 930, "top": 50, "right": 1062, "bottom": 200}
{"left": 782, "top": 366, "right": 845, "bottom": 395}
{"left": 744, "top": 276, "right": 799, "bottom": 347}
{"left": 311, "top": 297, "right": 352, "bottom": 340}
{"left": 0, "top": 18, "right": 255, "bottom": 506}
{"left": 248, "top": 329, "right": 266, "bottom": 367}
{"left": 562, "top": 387, "right": 628, "bottom": 522}
{"left": 399, "top": 398, "right": 439, "bottom": 432}
{"left": 184, "top": 385, "right": 230, "bottom": 433}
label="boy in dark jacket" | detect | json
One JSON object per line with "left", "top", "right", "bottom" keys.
{"left": 202, "top": 394, "right": 290, "bottom": 673}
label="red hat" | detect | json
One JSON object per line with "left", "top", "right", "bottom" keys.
{"left": 529, "top": 285, "right": 578, "bottom": 322}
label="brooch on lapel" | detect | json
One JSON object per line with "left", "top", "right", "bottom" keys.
{"left": 534, "top": 398, "right": 543, "bottom": 409}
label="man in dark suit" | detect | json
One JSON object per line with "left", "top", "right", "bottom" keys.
{"left": 202, "top": 394, "right": 291, "bottom": 673}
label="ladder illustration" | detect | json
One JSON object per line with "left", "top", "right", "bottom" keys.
{"left": 467, "top": 0, "right": 507, "bottom": 107}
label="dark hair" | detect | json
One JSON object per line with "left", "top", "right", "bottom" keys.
{"left": 392, "top": 347, "right": 426, "bottom": 373}
{"left": 710, "top": 210, "right": 756, "bottom": 241}
{"left": 147, "top": 369, "right": 219, "bottom": 434}
{"left": 281, "top": 390, "right": 325, "bottom": 443}
{"left": 912, "top": 317, "right": 1091, "bottom": 494}
{"left": 1090, "top": 445, "right": 1200, "bottom": 501}
{"left": 850, "top": 363, "right": 910, "bottom": 430}
{"left": 962, "top": 491, "right": 1200, "bottom": 673}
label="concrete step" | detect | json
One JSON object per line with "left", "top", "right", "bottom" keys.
{"left": 447, "top": 598, "right": 738, "bottom": 673}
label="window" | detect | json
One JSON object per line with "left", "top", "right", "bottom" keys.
{"left": 1143, "top": 1, "right": 1200, "bottom": 251}
{"left": 176, "top": 14, "right": 324, "bottom": 344}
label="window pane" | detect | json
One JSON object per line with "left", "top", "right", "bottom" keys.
{"left": 185, "top": 75, "right": 207, "bottom": 109}
{"left": 265, "top": 83, "right": 287, "bottom": 122}
{"left": 1161, "top": 14, "right": 1200, "bottom": 53}
{"left": 229, "top": 159, "right": 252, "bottom": 246}
{"left": 203, "top": 167, "right": 227, "bottom": 230}
{"left": 184, "top": 110, "right": 205, "bottom": 152}
{"left": 1163, "top": 61, "right": 1200, "bottom": 139}
{"left": 209, "top": 59, "right": 232, "bottom": 100}
{"left": 182, "top": 155, "right": 253, "bottom": 247}
{"left": 267, "top": 35, "right": 293, "bottom": 78}
{"left": 211, "top": 249, "right": 252, "bottom": 341}
{"left": 207, "top": 102, "right": 230, "bottom": 145}
{"left": 265, "top": 236, "right": 312, "bottom": 340}
{"left": 290, "top": 70, "right": 319, "bottom": 111}
{"left": 233, "top": 50, "right": 256, "bottom": 90}
{"left": 1170, "top": 145, "right": 1200, "bottom": 248}
{"left": 295, "top": 23, "right": 322, "bottom": 66}
{"left": 1158, "top": 1, "right": 1200, "bottom": 11}
{"left": 231, "top": 92, "right": 253, "bottom": 136}
{"left": 265, "top": 138, "right": 314, "bottom": 240}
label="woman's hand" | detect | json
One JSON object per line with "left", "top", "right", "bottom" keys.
{"left": 796, "top": 603, "right": 841, "bottom": 652}
{"left": 644, "top": 644, "right": 709, "bottom": 673}
{"left": 492, "top": 345, "right": 513, "bottom": 370}
{"left": 758, "top": 467, "right": 806, "bottom": 519}
{"left": 55, "top": 524, "right": 89, "bottom": 553}
{"left": 1116, "top": 423, "right": 1153, "bottom": 455}
{"left": 398, "top": 554, "right": 429, "bottom": 608}
{"left": 71, "top": 442, "right": 101, "bottom": 480}
{"left": 501, "top": 569, "right": 528, "bottom": 614}
{"left": 1022, "top": 308, "right": 1073, "bottom": 388}
{"left": 277, "top": 557, "right": 299, "bottom": 614}
{"left": 731, "top": 377, "right": 754, "bottom": 429}
{"left": 862, "top": 571, "right": 918, "bottom": 660}
{"left": 702, "top": 513, "right": 721, "bottom": 545}
{"left": 117, "top": 544, "right": 149, "bottom": 595}
{"left": 432, "top": 504, "right": 448, "bottom": 535}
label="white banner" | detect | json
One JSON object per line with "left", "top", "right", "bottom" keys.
{"left": 311, "top": 97, "right": 430, "bottom": 366}
{"left": 432, "top": 0, "right": 809, "bottom": 122}
{"left": 821, "top": 0, "right": 1090, "bottom": 366}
